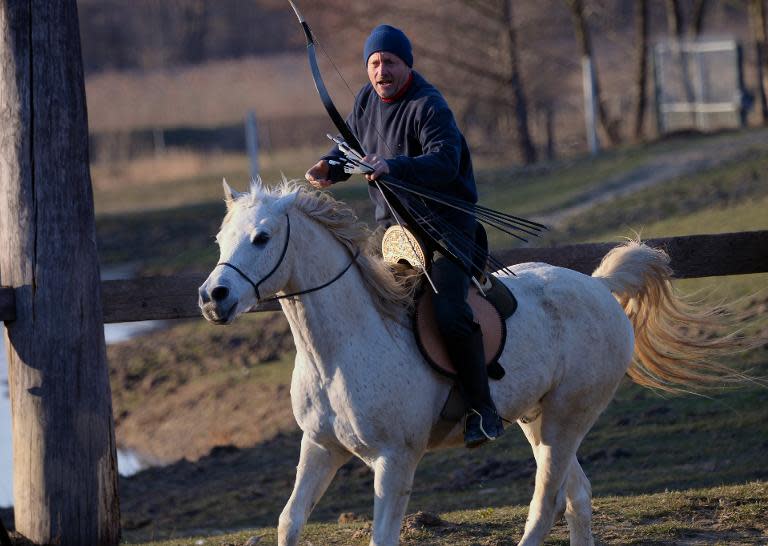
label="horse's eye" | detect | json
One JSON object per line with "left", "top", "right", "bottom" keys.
{"left": 252, "top": 232, "right": 270, "bottom": 246}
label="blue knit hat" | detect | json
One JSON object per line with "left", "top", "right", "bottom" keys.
{"left": 363, "top": 24, "right": 413, "bottom": 68}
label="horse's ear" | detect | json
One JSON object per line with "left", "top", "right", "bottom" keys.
{"left": 223, "top": 178, "right": 242, "bottom": 209}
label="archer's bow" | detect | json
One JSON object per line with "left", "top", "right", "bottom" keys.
{"left": 288, "top": 1, "right": 365, "bottom": 158}
{"left": 288, "top": 1, "right": 454, "bottom": 270}
{"left": 287, "top": 1, "right": 543, "bottom": 280}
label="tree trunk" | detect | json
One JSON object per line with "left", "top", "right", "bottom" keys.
{"left": 542, "top": 103, "right": 556, "bottom": 160}
{"left": 666, "top": 0, "right": 684, "bottom": 37}
{"left": 634, "top": 0, "right": 650, "bottom": 139}
{"left": 566, "top": 0, "right": 621, "bottom": 145}
{"left": 666, "top": 0, "right": 697, "bottom": 126}
{"left": 0, "top": 3, "right": 120, "bottom": 545}
{"left": 178, "top": 0, "right": 208, "bottom": 64}
{"left": 691, "top": 0, "right": 709, "bottom": 36}
{"left": 750, "top": 0, "right": 768, "bottom": 123}
{"left": 503, "top": 0, "right": 537, "bottom": 164}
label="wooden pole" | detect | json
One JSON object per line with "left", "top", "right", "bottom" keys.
{"left": 0, "top": 3, "right": 120, "bottom": 545}
{"left": 245, "top": 110, "right": 260, "bottom": 180}
{"left": 581, "top": 56, "right": 600, "bottom": 155}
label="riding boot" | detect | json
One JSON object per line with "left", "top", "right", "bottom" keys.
{"left": 448, "top": 324, "right": 504, "bottom": 448}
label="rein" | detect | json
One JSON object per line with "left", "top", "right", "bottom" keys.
{"left": 217, "top": 214, "right": 360, "bottom": 303}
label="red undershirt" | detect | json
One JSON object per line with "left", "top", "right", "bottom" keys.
{"left": 380, "top": 72, "right": 414, "bottom": 103}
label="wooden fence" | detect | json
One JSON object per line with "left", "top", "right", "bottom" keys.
{"left": 1, "top": 229, "right": 767, "bottom": 324}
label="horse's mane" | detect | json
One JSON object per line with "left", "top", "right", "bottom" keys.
{"left": 239, "top": 179, "right": 414, "bottom": 319}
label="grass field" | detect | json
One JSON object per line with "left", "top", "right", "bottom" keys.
{"left": 112, "top": 338, "right": 768, "bottom": 544}
{"left": 82, "top": 129, "right": 768, "bottom": 546}
{"left": 121, "top": 482, "right": 768, "bottom": 545}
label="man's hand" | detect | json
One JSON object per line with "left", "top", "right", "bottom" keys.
{"left": 306, "top": 160, "right": 333, "bottom": 189}
{"left": 363, "top": 154, "right": 390, "bottom": 181}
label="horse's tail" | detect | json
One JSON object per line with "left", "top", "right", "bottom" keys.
{"left": 591, "top": 238, "right": 753, "bottom": 393}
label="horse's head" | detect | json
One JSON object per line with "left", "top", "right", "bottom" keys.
{"left": 199, "top": 180, "right": 297, "bottom": 324}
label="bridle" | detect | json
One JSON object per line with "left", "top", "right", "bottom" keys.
{"left": 216, "top": 214, "right": 359, "bottom": 303}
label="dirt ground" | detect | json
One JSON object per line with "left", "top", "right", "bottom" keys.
{"left": 108, "top": 312, "right": 297, "bottom": 463}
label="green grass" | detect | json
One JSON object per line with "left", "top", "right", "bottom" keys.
{"left": 93, "top": 129, "right": 768, "bottom": 276}
{"left": 477, "top": 145, "right": 652, "bottom": 217}
{"left": 556, "top": 147, "right": 768, "bottom": 245}
{"left": 121, "top": 482, "right": 768, "bottom": 545}
{"left": 553, "top": 152, "right": 768, "bottom": 303}
{"left": 602, "top": 195, "right": 768, "bottom": 301}
{"left": 477, "top": 128, "right": 768, "bottom": 220}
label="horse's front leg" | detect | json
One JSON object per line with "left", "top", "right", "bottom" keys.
{"left": 278, "top": 434, "right": 350, "bottom": 546}
{"left": 370, "top": 451, "right": 421, "bottom": 546}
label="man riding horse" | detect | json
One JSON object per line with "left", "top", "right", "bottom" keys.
{"left": 305, "top": 24, "right": 504, "bottom": 448}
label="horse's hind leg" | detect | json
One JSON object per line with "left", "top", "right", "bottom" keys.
{"left": 278, "top": 434, "right": 350, "bottom": 546}
{"left": 563, "top": 457, "right": 594, "bottom": 546}
{"left": 517, "top": 415, "right": 592, "bottom": 546}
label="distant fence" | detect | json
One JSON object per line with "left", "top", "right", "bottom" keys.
{"left": 654, "top": 38, "right": 748, "bottom": 133}
{"left": 2, "top": 230, "right": 766, "bottom": 324}
{"left": 89, "top": 114, "right": 335, "bottom": 162}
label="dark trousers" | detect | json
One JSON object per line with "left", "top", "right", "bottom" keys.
{"left": 431, "top": 254, "right": 475, "bottom": 342}
{"left": 429, "top": 212, "right": 483, "bottom": 344}
{"left": 431, "top": 251, "right": 494, "bottom": 414}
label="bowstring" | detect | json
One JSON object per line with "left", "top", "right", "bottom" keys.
{"left": 314, "top": 33, "right": 441, "bottom": 292}
{"left": 314, "top": 35, "right": 397, "bottom": 157}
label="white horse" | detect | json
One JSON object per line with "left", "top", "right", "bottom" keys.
{"left": 199, "top": 180, "right": 741, "bottom": 546}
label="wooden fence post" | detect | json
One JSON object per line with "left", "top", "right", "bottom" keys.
{"left": 0, "top": 3, "right": 120, "bottom": 545}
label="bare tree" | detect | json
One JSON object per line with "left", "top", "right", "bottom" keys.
{"left": 665, "top": 0, "right": 697, "bottom": 126}
{"left": 177, "top": 0, "right": 209, "bottom": 64}
{"left": 666, "top": 0, "right": 685, "bottom": 37}
{"left": 634, "top": 0, "right": 649, "bottom": 139}
{"left": 414, "top": 0, "right": 538, "bottom": 162}
{"left": 502, "top": 0, "right": 537, "bottom": 163}
{"left": 565, "top": 0, "right": 622, "bottom": 145}
{"left": 321, "top": 0, "right": 540, "bottom": 163}
{"left": 664, "top": 0, "right": 709, "bottom": 37}
{"left": 691, "top": 0, "right": 710, "bottom": 36}
{"left": 749, "top": 0, "right": 768, "bottom": 123}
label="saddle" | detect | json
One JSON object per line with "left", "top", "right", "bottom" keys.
{"left": 382, "top": 225, "right": 518, "bottom": 381}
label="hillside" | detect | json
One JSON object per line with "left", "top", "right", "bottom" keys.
{"left": 79, "top": 0, "right": 765, "bottom": 161}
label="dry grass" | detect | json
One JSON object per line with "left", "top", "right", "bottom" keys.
{"left": 85, "top": 53, "right": 359, "bottom": 132}
{"left": 91, "top": 150, "right": 247, "bottom": 190}
{"left": 91, "top": 146, "right": 326, "bottom": 215}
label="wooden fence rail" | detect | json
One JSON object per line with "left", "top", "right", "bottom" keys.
{"left": 1, "top": 230, "right": 767, "bottom": 325}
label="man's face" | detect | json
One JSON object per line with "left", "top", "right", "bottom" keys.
{"left": 367, "top": 51, "right": 411, "bottom": 99}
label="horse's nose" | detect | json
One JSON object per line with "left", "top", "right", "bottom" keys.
{"left": 211, "top": 285, "right": 230, "bottom": 302}
{"left": 198, "top": 285, "right": 211, "bottom": 305}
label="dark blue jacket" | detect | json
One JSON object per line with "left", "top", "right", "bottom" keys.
{"left": 323, "top": 71, "right": 477, "bottom": 234}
